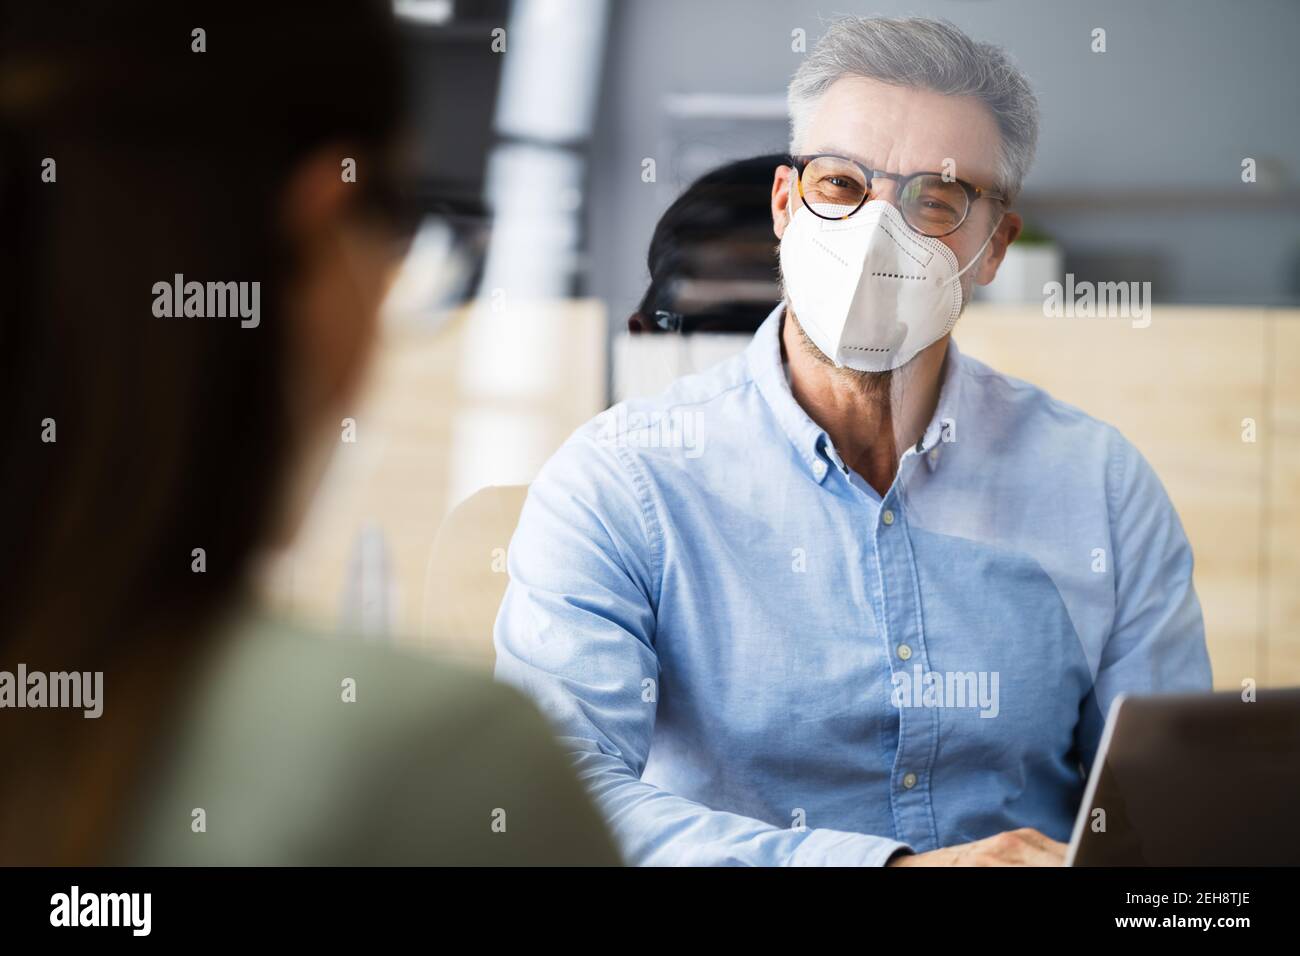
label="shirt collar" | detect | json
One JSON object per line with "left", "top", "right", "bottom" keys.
{"left": 747, "top": 303, "right": 831, "bottom": 480}
{"left": 911, "top": 333, "right": 964, "bottom": 473}
{"left": 746, "top": 302, "right": 964, "bottom": 480}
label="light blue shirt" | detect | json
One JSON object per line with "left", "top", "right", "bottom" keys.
{"left": 494, "top": 304, "right": 1211, "bottom": 866}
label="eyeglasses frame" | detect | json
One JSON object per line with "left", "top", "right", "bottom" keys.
{"left": 789, "top": 153, "right": 1008, "bottom": 237}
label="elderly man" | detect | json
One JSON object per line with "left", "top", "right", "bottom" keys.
{"left": 495, "top": 16, "right": 1211, "bottom": 866}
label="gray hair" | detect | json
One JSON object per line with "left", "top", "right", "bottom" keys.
{"left": 788, "top": 17, "right": 1039, "bottom": 202}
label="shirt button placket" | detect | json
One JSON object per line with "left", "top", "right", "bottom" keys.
{"left": 877, "top": 496, "right": 938, "bottom": 851}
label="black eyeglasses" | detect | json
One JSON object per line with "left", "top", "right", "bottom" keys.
{"left": 790, "top": 153, "right": 1007, "bottom": 237}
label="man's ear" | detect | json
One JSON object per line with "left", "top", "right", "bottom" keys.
{"left": 974, "top": 210, "right": 1023, "bottom": 285}
{"left": 771, "top": 164, "right": 796, "bottom": 240}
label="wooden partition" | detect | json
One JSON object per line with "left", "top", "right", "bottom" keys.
{"left": 940, "top": 305, "right": 1295, "bottom": 690}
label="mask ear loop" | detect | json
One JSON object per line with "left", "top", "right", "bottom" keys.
{"left": 945, "top": 212, "right": 1005, "bottom": 285}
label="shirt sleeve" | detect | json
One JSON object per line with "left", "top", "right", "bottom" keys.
{"left": 493, "top": 428, "right": 911, "bottom": 866}
{"left": 1075, "top": 431, "right": 1214, "bottom": 773}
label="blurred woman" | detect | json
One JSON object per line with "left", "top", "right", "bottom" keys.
{"left": 0, "top": 0, "right": 619, "bottom": 865}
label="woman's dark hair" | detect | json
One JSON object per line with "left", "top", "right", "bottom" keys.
{"left": 0, "top": 0, "right": 405, "bottom": 862}
{"left": 630, "top": 153, "right": 785, "bottom": 334}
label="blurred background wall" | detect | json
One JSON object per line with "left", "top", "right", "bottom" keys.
{"left": 588, "top": 0, "right": 1300, "bottom": 333}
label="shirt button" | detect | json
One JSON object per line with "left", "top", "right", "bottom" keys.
{"left": 902, "top": 773, "right": 917, "bottom": 790}
{"left": 897, "top": 643, "right": 912, "bottom": 661}
{"left": 928, "top": 449, "right": 939, "bottom": 464}
{"left": 882, "top": 509, "right": 895, "bottom": 526}
{"left": 813, "top": 461, "right": 827, "bottom": 479}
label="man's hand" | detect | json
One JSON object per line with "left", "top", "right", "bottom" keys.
{"left": 887, "top": 828, "right": 1067, "bottom": 866}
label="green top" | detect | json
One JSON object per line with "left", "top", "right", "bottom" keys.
{"left": 122, "top": 611, "right": 621, "bottom": 865}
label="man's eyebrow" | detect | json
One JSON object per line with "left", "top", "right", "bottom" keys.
{"left": 811, "top": 145, "right": 881, "bottom": 170}
{"left": 810, "top": 145, "right": 998, "bottom": 189}
{"left": 809, "top": 145, "right": 941, "bottom": 179}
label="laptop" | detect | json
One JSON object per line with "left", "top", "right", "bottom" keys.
{"left": 1066, "top": 687, "right": 1300, "bottom": 866}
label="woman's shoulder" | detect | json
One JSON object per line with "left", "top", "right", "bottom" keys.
{"left": 215, "top": 610, "right": 519, "bottom": 720}
{"left": 122, "top": 610, "right": 620, "bottom": 865}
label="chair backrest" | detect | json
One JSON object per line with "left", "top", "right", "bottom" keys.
{"left": 420, "top": 484, "right": 529, "bottom": 667}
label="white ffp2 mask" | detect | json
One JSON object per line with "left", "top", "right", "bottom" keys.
{"left": 779, "top": 199, "right": 994, "bottom": 372}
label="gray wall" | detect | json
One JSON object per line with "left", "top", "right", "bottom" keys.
{"left": 584, "top": 0, "right": 1300, "bottom": 331}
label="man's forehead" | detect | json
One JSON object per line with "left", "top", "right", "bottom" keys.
{"left": 802, "top": 75, "right": 1002, "bottom": 182}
